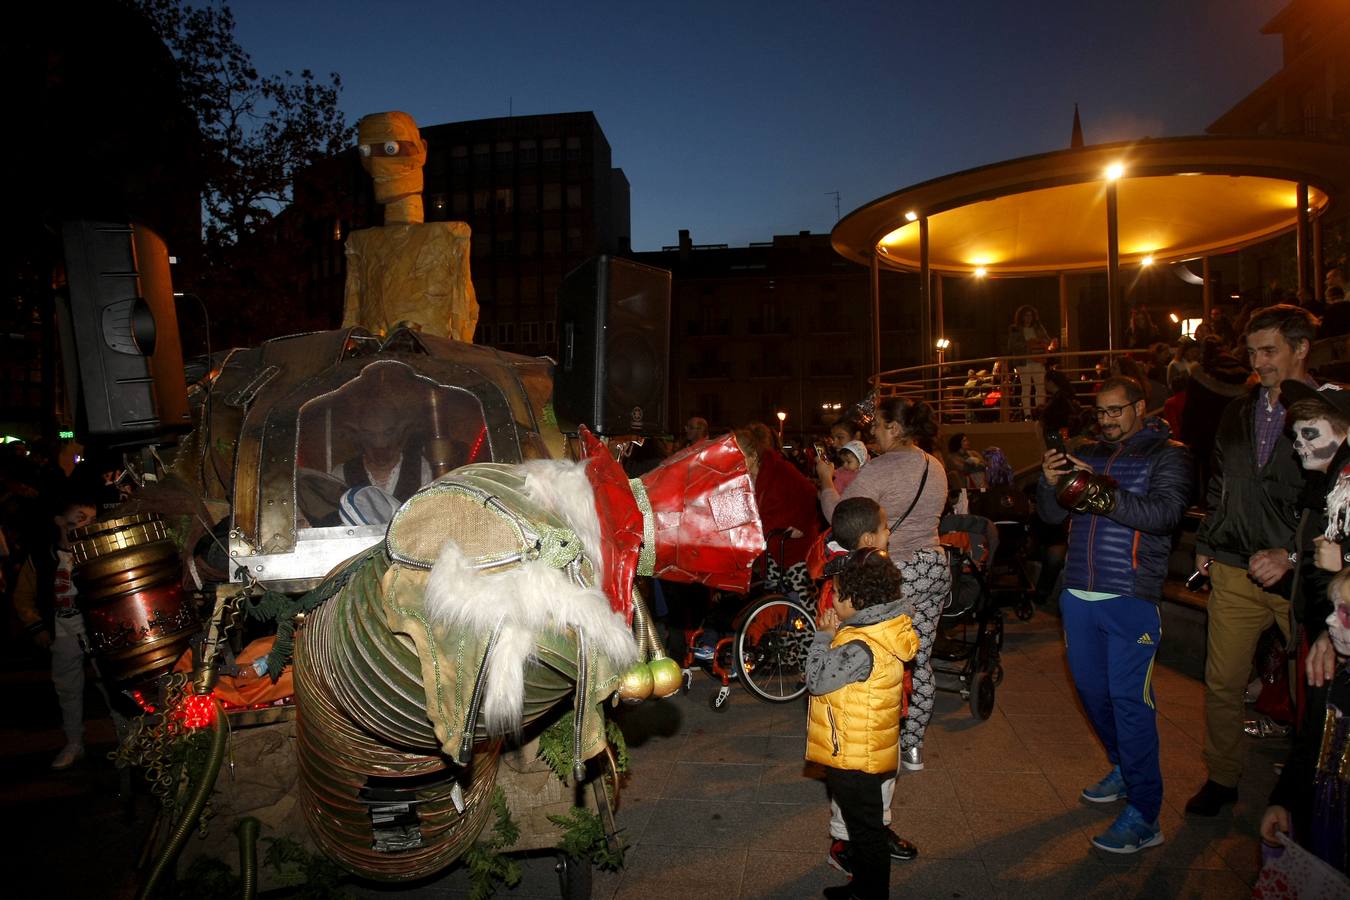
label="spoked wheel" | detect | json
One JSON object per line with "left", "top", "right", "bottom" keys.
{"left": 734, "top": 594, "right": 815, "bottom": 703}
{"left": 969, "top": 670, "right": 995, "bottom": 720}
{"left": 710, "top": 684, "right": 731, "bottom": 711}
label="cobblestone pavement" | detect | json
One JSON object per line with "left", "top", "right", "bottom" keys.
{"left": 1, "top": 607, "right": 1280, "bottom": 899}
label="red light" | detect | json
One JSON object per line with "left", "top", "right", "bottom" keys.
{"left": 983, "top": 391, "right": 1002, "bottom": 407}
{"left": 175, "top": 692, "right": 217, "bottom": 729}
{"left": 130, "top": 689, "right": 157, "bottom": 715}
{"left": 467, "top": 424, "right": 488, "bottom": 463}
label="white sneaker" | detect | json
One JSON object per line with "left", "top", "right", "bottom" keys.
{"left": 901, "top": 745, "right": 924, "bottom": 771}
{"left": 51, "top": 744, "right": 85, "bottom": 770}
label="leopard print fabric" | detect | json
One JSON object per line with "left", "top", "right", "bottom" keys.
{"left": 764, "top": 556, "right": 818, "bottom": 612}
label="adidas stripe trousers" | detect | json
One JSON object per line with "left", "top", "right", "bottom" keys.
{"left": 1060, "top": 590, "right": 1163, "bottom": 821}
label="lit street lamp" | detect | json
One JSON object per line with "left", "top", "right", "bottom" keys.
{"left": 776, "top": 410, "right": 787, "bottom": 444}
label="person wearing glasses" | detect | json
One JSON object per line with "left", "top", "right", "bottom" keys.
{"left": 1039, "top": 375, "right": 1191, "bottom": 853}
{"left": 1187, "top": 305, "right": 1324, "bottom": 818}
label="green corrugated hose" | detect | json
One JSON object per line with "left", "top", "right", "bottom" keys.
{"left": 136, "top": 699, "right": 228, "bottom": 900}
{"left": 236, "top": 817, "right": 260, "bottom": 900}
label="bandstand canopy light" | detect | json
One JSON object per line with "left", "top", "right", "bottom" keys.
{"left": 832, "top": 137, "right": 1350, "bottom": 277}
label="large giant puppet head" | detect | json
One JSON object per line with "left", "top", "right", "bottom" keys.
{"left": 357, "top": 111, "right": 427, "bottom": 223}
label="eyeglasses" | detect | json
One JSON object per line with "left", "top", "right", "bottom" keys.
{"left": 1093, "top": 404, "right": 1133, "bottom": 419}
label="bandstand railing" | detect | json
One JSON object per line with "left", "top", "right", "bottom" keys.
{"left": 873, "top": 348, "right": 1147, "bottom": 425}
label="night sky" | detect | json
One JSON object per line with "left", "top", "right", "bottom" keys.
{"left": 230, "top": 0, "right": 1282, "bottom": 251}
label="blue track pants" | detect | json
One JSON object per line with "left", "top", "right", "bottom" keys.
{"left": 1059, "top": 590, "right": 1163, "bottom": 821}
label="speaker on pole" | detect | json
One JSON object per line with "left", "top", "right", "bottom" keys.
{"left": 555, "top": 255, "right": 670, "bottom": 436}
{"left": 58, "top": 220, "right": 190, "bottom": 442}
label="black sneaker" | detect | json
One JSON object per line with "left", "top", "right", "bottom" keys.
{"left": 1184, "top": 780, "right": 1238, "bottom": 816}
{"left": 886, "top": 828, "right": 919, "bottom": 861}
{"left": 827, "top": 839, "right": 852, "bottom": 874}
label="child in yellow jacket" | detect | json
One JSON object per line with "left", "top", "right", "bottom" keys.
{"left": 806, "top": 544, "right": 919, "bottom": 900}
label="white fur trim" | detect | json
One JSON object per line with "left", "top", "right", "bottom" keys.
{"left": 422, "top": 462, "right": 639, "bottom": 735}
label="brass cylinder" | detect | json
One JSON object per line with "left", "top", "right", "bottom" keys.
{"left": 70, "top": 513, "right": 196, "bottom": 683}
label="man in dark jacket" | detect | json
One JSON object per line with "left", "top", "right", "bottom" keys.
{"left": 1038, "top": 376, "right": 1191, "bottom": 854}
{"left": 1188, "top": 305, "right": 1321, "bottom": 817}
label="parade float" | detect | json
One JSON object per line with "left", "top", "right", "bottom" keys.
{"left": 60, "top": 112, "right": 766, "bottom": 898}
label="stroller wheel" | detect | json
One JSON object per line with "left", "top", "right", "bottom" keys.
{"left": 969, "top": 671, "right": 995, "bottom": 720}
{"left": 681, "top": 668, "right": 694, "bottom": 694}
{"left": 710, "top": 685, "right": 731, "bottom": 711}
{"left": 991, "top": 662, "right": 1005, "bottom": 687}
{"left": 1015, "top": 600, "right": 1034, "bottom": 622}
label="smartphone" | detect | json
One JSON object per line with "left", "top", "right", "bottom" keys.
{"left": 1185, "top": 569, "right": 1211, "bottom": 592}
{"left": 1045, "top": 431, "right": 1066, "bottom": 454}
{"left": 814, "top": 442, "right": 827, "bottom": 458}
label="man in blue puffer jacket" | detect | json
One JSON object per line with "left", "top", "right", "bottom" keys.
{"left": 1038, "top": 375, "right": 1192, "bottom": 854}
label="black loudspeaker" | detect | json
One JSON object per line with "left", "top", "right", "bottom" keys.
{"left": 58, "top": 221, "right": 190, "bottom": 440}
{"left": 556, "top": 255, "right": 670, "bottom": 436}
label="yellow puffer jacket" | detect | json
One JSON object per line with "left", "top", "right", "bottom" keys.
{"left": 805, "top": 614, "right": 917, "bottom": 774}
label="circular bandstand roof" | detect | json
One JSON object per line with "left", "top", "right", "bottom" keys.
{"left": 832, "top": 136, "right": 1350, "bottom": 276}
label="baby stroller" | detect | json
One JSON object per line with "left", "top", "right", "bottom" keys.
{"left": 934, "top": 514, "right": 1006, "bottom": 720}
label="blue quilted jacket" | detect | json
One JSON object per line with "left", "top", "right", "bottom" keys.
{"left": 1037, "top": 418, "right": 1192, "bottom": 601}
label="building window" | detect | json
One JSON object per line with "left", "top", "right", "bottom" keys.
{"left": 451, "top": 145, "right": 468, "bottom": 174}
{"left": 518, "top": 187, "right": 538, "bottom": 212}
{"left": 518, "top": 140, "right": 537, "bottom": 164}
{"left": 452, "top": 192, "right": 469, "bottom": 215}
{"left": 543, "top": 321, "right": 556, "bottom": 344}
{"left": 473, "top": 190, "right": 491, "bottom": 214}
{"left": 565, "top": 227, "right": 582, "bottom": 250}
{"left": 498, "top": 323, "right": 516, "bottom": 346}
{"left": 472, "top": 143, "right": 490, "bottom": 166}
{"left": 520, "top": 232, "right": 538, "bottom": 257}
{"left": 543, "top": 230, "right": 562, "bottom": 253}
{"left": 566, "top": 186, "right": 582, "bottom": 209}
{"left": 472, "top": 234, "right": 491, "bottom": 257}
{"left": 494, "top": 236, "right": 515, "bottom": 260}
{"left": 521, "top": 322, "right": 539, "bottom": 344}
{"left": 495, "top": 188, "right": 513, "bottom": 213}
{"left": 543, "top": 184, "right": 561, "bottom": 210}
{"left": 495, "top": 141, "right": 513, "bottom": 165}
{"left": 542, "top": 138, "right": 562, "bottom": 162}
{"left": 476, "top": 322, "right": 494, "bottom": 343}
{"left": 565, "top": 136, "right": 581, "bottom": 161}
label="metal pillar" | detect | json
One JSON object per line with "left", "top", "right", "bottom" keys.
{"left": 934, "top": 273, "right": 945, "bottom": 350}
{"left": 1057, "top": 272, "right": 1070, "bottom": 355}
{"left": 1314, "top": 216, "right": 1325, "bottom": 300}
{"left": 870, "top": 250, "right": 880, "bottom": 387}
{"left": 1297, "top": 182, "right": 1310, "bottom": 296}
{"left": 919, "top": 217, "right": 931, "bottom": 368}
{"left": 1202, "top": 257, "right": 1213, "bottom": 313}
{"left": 1105, "top": 182, "right": 1120, "bottom": 351}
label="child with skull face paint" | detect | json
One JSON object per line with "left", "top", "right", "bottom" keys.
{"left": 1282, "top": 381, "right": 1350, "bottom": 667}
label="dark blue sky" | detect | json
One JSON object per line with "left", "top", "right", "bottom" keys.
{"left": 231, "top": 0, "right": 1282, "bottom": 251}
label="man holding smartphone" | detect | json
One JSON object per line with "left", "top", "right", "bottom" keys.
{"left": 1038, "top": 375, "right": 1191, "bottom": 853}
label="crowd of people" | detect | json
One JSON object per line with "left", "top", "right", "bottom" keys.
{"left": 9, "top": 281, "right": 1350, "bottom": 895}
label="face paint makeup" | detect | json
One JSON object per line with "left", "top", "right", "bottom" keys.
{"left": 1292, "top": 417, "right": 1347, "bottom": 472}
{"left": 1326, "top": 600, "right": 1350, "bottom": 657}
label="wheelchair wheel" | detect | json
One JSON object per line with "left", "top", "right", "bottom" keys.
{"left": 734, "top": 594, "right": 815, "bottom": 703}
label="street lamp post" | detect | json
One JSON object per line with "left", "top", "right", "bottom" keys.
{"left": 776, "top": 410, "right": 787, "bottom": 445}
